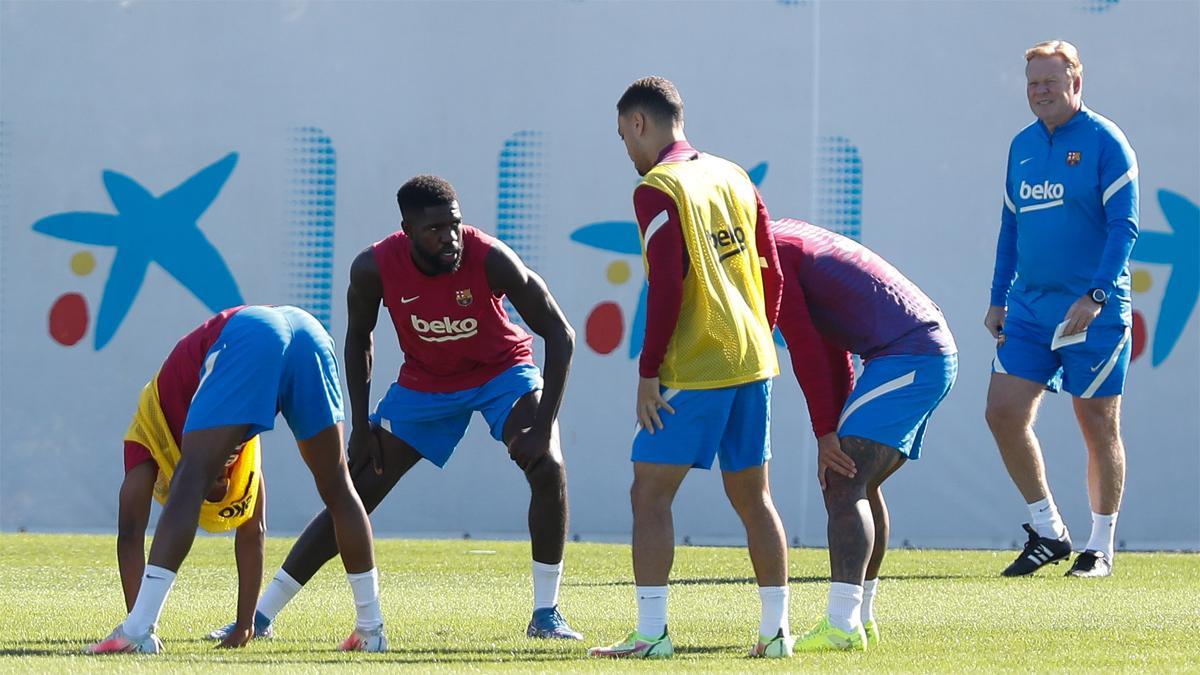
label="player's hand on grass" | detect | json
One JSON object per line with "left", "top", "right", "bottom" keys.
{"left": 1061, "top": 295, "right": 1102, "bottom": 336}
{"left": 348, "top": 425, "right": 384, "bottom": 476}
{"left": 984, "top": 305, "right": 1007, "bottom": 346}
{"left": 816, "top": 432, "right": 856, "bottom": 490}
{"left": 217, "top": 624, "right": 253, "bottom": 648}
{"left": 507, "top": 427, "right": 551, "bottom": 472}
{"left": 636, "top": 376, "right": 674, "bottom": 434}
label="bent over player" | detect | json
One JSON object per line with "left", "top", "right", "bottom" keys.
{"left": 238, "top": 175, "right": 582, "bottom": 641}
{"left": 86, "top": 305, "right": 384, "bottom": 654}
{"left": 117, "top": 341, "right": 268, "bottom": 649}
{"left": 772, "top": 219, "right": 957, "bottom": 651}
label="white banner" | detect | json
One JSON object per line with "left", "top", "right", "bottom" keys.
{"left": 2, "top": 0, "right": 1197, "bottom": 549}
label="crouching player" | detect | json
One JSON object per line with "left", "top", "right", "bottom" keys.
{"left": 773, "top": 219, "right": 957, "bottom": 651}
{"left": 86, "top": 305, "right": 386, "bottom": 654}
{"left": 118, "top": 369, "right": 268, "bottom": 649}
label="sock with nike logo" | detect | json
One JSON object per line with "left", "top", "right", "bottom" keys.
{"left": 1028, "top": 496, "right": 1068, "bottom": 540}
{"left": 123, "top": 565, "right": 177, "bottom": 637}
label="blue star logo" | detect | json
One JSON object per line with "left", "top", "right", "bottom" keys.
{"left": 32, "top": 152, "right": 245, "bottom": 349}
{"left": 1131, "top": 189, "right": 1199, "bottom": 366}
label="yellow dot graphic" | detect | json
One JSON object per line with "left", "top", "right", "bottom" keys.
{"left": 606, "top": 260, "right": 631, "bottom": 285}
{"left": 1131, "top": 269, "right": 1152, "bottom": 294}
{"left": 70, "top": 251, "right": 96, "bottom": 276}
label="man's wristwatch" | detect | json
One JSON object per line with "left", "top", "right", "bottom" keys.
{"left": 1089, "top": 287, "right": 1109, "bottom": 305}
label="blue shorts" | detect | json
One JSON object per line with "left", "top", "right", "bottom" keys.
{"left": 838, "top": 354, "right": 957, "bottom": 460}
{"left": 184, "top": 306, "right": 345, "bottom": 441}
{"left": 631, "top": 379, "right": 771, "bottom": 473}
{"left": 369, "top": 363, "right": 542, "bottom": 468}
{"left": 993, "top": 317, "right": 1131, "bottom": 398}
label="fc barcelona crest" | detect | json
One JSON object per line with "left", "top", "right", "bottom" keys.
{"left": 1066, "top": 151, "right": 1081, "bottom": 166}
{"left": 455, "top": 289, "right": 473, "bottom": 307}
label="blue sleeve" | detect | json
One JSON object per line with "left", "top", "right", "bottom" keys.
{"left": 990, "top": 149, "right": 1019, "bottom": 306}
{"left": 1090, "top": 129, "right": 1139, "bottom": 293}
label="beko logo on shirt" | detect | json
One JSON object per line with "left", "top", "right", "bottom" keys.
{"left": 1019, "top": 180, "right": 1065, "bottom": 201}
{"left": 410, "top": 314, "right": 478, "bottom": 342}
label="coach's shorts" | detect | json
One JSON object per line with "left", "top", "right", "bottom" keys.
{"left": 185, "top": 305, "right": 345, "bottom": 441}
{"left": 369, "top": 363, "right": 542, "bottom": 468}
{"left": 993, "top": 317, "right": 1131, "bottom": 398}
{"left": 631, "top": 379, "right": 771, "bottom": 473}
{"left": 838, "top": 353, "right": 957, "bottom": 460}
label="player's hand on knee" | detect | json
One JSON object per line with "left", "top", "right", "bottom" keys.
{"left": 507, "top": 427, "right": 551, "bottom": 473}
{"left": 348, "top": 425, "right": 384, "bottom": 476}
{"left": 636, "top": 377, "right": 674, "bottom": 434}
{"left": 217, "top": 624, "right": 253, "bottom": 649}
{"left": 816, "top": 433, "right": 856, "bottom": 490}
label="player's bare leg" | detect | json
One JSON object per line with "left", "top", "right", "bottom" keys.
{"left": 1068, "top": 394, "right": 1125, "bottom": 576}
{"left": 986, "top": 373, "right": 1052, "bottom": 503}
{"left": 281, "top": 428, "right": 421, "bottom": 584}
{"left": 987, "top": 372, "right": 1072, "bottom": 575}
{"left": 861, "top": 455, "right": 905, "bottom": 645}
{"left": 722, "top": 463, "right": 791, "bottom": 652}
{"left": 505, "top": 391, "right": 579, "bottom": 638}
{"left": 296, "top": 422, "right": 387, "bottom": 651}
{"left": 795, "top": 436, "right": 900, "bottom": 652}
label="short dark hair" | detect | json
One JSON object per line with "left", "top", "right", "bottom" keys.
{"left": 396, "top": 175, "right": 458, "bottom": 218}
{"left": 617, "top": 76, "right": 683, "bottom": 125}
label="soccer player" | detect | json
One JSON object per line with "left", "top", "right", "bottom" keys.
{"left": 772, "top": 218, "right": 957, "bottom": 651}
{"left": 986, "top": 40, "right": 1138, "bottom": 579}
{"left": 117, "top": 357, "right": 268, "bottom": 649}
{"left": 86, "top": 305, "right": 385, "bottom": 654}
{"left": 589, "top": 77, "right": 790, "bottom": 659}
{"left": 236, "top": 175, "right": 582, "bottom": 641}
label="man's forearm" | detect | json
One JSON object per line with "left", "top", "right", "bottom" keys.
{"left": 532, "top": 328, "right": 574, "bottom": 434}
{"left": 233, "top": 522, "right": 264, "bottom": 627}
{"left": 344, "top": 332, "right": 374, "bottom": 427}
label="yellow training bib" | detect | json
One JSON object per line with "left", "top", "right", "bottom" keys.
{"left": 124, "top": 376, "right": 262, "bottom": 533}
{"left": 639, "top": 154, "right": 779, "bottom": 389}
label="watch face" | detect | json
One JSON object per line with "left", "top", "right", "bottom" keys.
{"left": 1092, "top": 289, "right": 1107, "bottom": 303}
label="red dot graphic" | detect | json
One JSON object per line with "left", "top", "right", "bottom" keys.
{"left": 1130, "top": 310, "right": 1146, "bottom": 362}
{"left": 49, "top": 293, "right": 89, "bottom": 346}
{"left": 585, "top": 302, "right": 623, "bottom": 355}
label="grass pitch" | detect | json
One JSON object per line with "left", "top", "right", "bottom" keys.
{"left": 0, "top": 533, "right": 1196, "bottom": 672}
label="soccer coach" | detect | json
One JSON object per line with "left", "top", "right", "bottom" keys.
{"left": 984, "top": 40, "right": 1138, "bottom": 579}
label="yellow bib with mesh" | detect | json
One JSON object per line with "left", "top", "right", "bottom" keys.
{"left": 638, "top": 154, "right": 779, "bottom": 389}
{"left": 124, "top": 376, "right": 262, "bottom": 533}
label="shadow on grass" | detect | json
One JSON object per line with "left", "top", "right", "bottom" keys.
{"left": 573, "top": 573, "right": 974, "bottom": 587}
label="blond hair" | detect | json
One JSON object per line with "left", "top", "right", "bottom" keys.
{"left": 1025, "top": 40, "right": 1083, "bottom": 78}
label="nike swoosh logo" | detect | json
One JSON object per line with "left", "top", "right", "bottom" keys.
{"left": 1019, "top": 157, "right": 1034, "bottom": 165}
{"left": 400, "top": 296, "right": 420, "bottom": 304}
{"left": 1090, "top": 361, "right": 1106, "bottom": 372}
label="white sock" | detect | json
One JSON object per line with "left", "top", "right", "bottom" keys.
{"left": 757, "top": 586, "right": 789, "bottom": 639}
{"left": 123, "top": 565, "right": 176, "bottom": 637}
{"left": 1085, "top": 511, "right": 1118, "bottom": 559}
{"left": 861, "top": 578, "right": 879, "bottom": 625}
{"left": 827, "top": 582, "right": 863, "bottom": 634}
{"left": 1028, "top": 496, "right": 1068, "bottom": 540}
{"left": 257, "top": 569, "right": 303, "bottom": 621}
{"left": 532, "top": 560, "right": 564, "bottom": 610}
{"left": 347, "top": 568, "right": 383, "bottom": 631}
{"left": 635, "top": 585, "right": 668, "bottom": 638}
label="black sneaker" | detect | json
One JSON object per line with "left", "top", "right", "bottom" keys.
{"left": 1065, "top": 550, "right": 1112, "bottom": 578}
{"left": 1001, "top": 523, "right": 1072, "bottom": 576}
